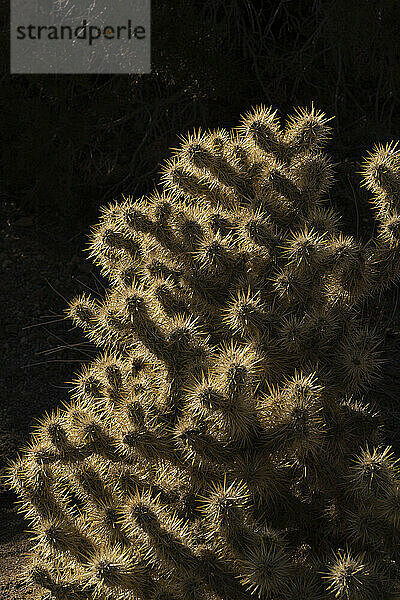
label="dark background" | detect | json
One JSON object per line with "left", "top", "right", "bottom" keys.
{"left": 1, "top": 0, "right": 400, "bottom": 538}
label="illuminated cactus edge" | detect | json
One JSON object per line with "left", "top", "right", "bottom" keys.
{"left": 8, "top": 106, "right": 400, "bottom": 600}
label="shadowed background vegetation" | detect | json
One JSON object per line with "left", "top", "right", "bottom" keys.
{"left": 4, "top": 0, "right": 400, "bottom": 227}
{"left": 1, "top": 0, "right": 400, "bottom": 534}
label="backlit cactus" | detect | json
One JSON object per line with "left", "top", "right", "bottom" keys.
{"left": 8, "top": 106, "right": 400, "bottom": 599}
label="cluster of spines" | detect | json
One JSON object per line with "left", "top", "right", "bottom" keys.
{"left": 8, "top": 106, "right": 400, "bottom": 599}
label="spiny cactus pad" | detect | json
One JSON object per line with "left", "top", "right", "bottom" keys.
{"left": 8, "top": 106, "right": 400, "bottom": 599}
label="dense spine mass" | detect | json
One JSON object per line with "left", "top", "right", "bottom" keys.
{"left": 8, "top": 106, "right": 400, "bottom": 599}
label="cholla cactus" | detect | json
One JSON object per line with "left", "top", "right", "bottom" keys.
{"left": 8, "top": 106, "right": 400, "bottom": 600}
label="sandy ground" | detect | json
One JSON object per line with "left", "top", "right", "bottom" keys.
{"left": 0, "top": 534, "right": 42, "bottom": 600}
